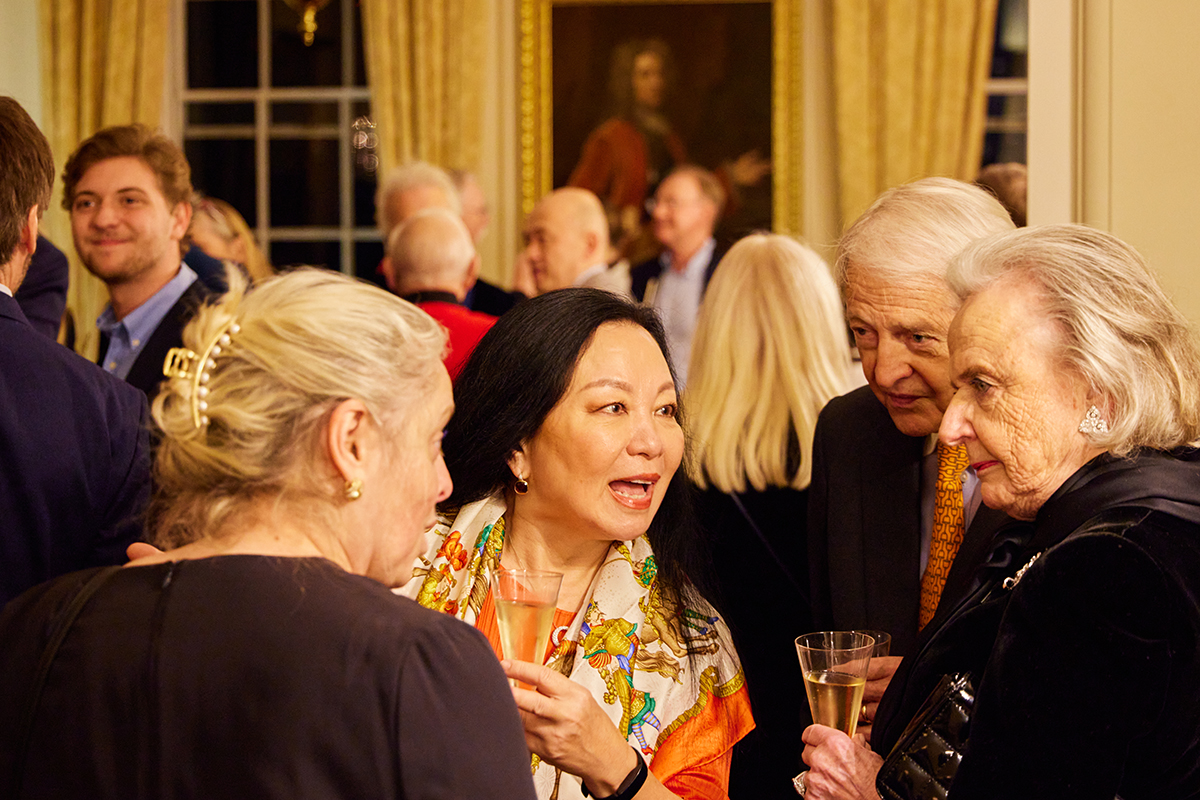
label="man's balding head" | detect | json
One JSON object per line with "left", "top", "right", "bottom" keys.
{"left": 384, "top": 208, "right": 479, "bottom": 300}
{"left": 522, "top": 188, "right": 610, "bottom": 294}
{"left": 375, "top": 161, "right": 461, "bottom": 239}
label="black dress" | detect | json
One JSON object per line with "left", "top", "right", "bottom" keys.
{"left": 696, "top": 485, "right": 812, "bottom": 800}
{"left": 873, "top": 450, "right": 1200, "bottom": 798}
{"left": 0, "top": 556, "right": 537, "bottom": 800}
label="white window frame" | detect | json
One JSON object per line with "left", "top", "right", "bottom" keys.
{"left": 175, "top": 0, "right": 376, "bottom": 276}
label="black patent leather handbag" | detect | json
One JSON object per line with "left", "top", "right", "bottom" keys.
{"left": 876, "top": 672, "right": 975, "bottom": 800}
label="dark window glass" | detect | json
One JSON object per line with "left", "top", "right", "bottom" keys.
{"left": 188, "top": 103, "right": 255, "bottom": 126}
{"left": 355, "top": 240, "right": 386, "bottom": 287}
{"left": 272, "top": 102, "right": 338, "bottom": 125}
{"left": 271, "top": 240, "right": 341, "bottom": 271}
{"left": 270, "top": 139, "right": 340, "bottom": 226}
{"left": 185, "top": 138, "right": 257, "bottom": 227}
{"left": 352, "top": 100, "right": 378, "bottom": 227}
{"left": 272, "top": 0, "right": 343, "bottom": 87}
{"left": 983, "top": 131, "right": 1027, "bottom": 166}
{"left": 991, "top": 0, "right": 1029, "bottom": 79}
{"left": 187, "top": 1, "right": 258, "bottom": 88}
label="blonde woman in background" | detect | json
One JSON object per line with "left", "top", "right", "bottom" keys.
{"left": 0, "top": 268, "right": 536, "bottom": 799}
{"left": 686, "top": 234, "right": 854, "bottom": 800}
{"left": 190, "top": 194, "right": 274, "bottom": 283}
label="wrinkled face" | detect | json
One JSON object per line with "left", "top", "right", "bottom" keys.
{"left": 458, "top": 176, "right": 490, "bottom": 243}
{"left": 940, "top": 279, "right": 1100, "bottom": 521}
{"left": 651, "top": 173, "right": 715, "bottom": 253}
{"left": 845, "top": 266, "right": 958, "bottom": 437}
{"left": 522, "top": 199, "right": 594, "bottom": 293}
{"left": 70, "top": 156, "right": 190, "bottom": 285}
{"left": 631, "top": 51, "right": 665, "bottom": 109}
{"left": 509, "top": 322, "right": 684, "bottom": 543}
{"left": 366, "top": 367, "right": 455, "bottom": 586}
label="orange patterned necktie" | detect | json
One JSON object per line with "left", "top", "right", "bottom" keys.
{"left": 919, "top": 442, "right": 969, "bottom": 629}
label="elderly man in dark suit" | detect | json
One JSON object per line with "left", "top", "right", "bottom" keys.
{"left": 807, "top": 178, "right": 1019, "bottom": 727}
{"left": 63, "top": 124, "right": 213, "bottom": 402}
{"left": 0, "top": 97, "right": 150, "bottom": 606}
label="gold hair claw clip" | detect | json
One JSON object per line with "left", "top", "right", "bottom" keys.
{"left": 162, "top": 321, "right": 241, "bottom": 429}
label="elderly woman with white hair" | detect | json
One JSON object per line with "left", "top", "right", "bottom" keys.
{"left": 797, "top": 225, "right": 1200, "bottom": 799}
{"left": 0, "top": 269, "right": 536, "bottom": 799}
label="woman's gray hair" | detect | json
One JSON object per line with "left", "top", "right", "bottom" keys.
{"left": 150, "top": 267, "right": 448, "bottom": 547}
{"left": 834, "top": 177, "right": 1015, "bottom": 298}
{"left": 947, "top": 224, "right": 1200, "bottom": 455}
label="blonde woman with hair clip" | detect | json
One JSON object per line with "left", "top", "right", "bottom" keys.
{"left": 686, "top": 233, "right": 854, "bottom": 800}
{"left": 190, "top": 194, "right": 274, "bottom": 283}
{"left": 0, "top": 267, "right": 536, "bottom": 799}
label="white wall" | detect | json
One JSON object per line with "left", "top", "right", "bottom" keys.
{"left": 1030, "top": 0, "right": 1200, "bottom": 327}
{"left": 0, "top": 0, "right": 42, "bottom": 127}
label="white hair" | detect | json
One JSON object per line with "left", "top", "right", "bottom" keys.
{"left": 375, "top": 161, "right": 461, "bottom": 237}
{"left": 948, "top": 224, "right": 1200, "bottom": 455}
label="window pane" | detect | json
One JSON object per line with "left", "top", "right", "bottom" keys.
{"left": 352, "top": 102, "right": 378, "bottom": 227}
{"left": 270, "top": 139, "right": 340, "bottom": 226}
{"left": 272, "top": 0, "right": 343, "bottom": 87}
{"left": 983, "top": 132, "right": 1027, "bottom": 166}
{"left": 271, "top": 241, "right": 341, "bottom": 271}
{"left": 272, "top": 102, "right": 338, "bottom": 126}
{"left": 188, "top": 102, "right": 255, "bottom": 126}
{"left": 992, "top": 0, "right": 1028, "bottom": 78}
{"left": 185, "top": 138, "right": 257, "bottom": 227}
{"left": 355, "top": 240, "right": 386, "bottom": 287}
{"left": 187, "top": 1, "right": 258, "bottom": 88}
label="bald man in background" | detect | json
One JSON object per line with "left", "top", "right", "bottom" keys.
{"left": 382, "top": 208, "right": 495, "bottom": 380}
{"left": 375, "top": 161, "right": 521, "bottom": 316}
{"left": 521, "top": 187, "right": 631, "bottom": 297}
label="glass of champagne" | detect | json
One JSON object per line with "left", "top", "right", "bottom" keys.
{"left": 491, "top": 568, "right": 563, "bottom": 688}
{"left": 795, "top": 631, "right": 875, "bottom": 737}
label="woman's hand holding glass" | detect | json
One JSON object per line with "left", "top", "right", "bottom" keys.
{"left": 503, "top": 659, "right": 661, "bottom": 797}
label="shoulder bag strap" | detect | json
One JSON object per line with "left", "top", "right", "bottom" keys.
{"left": 730, "top": 492, "right": 810, "bottom": 605}
{"left": 12, "top": 565, "right": 122, "bottom": 797}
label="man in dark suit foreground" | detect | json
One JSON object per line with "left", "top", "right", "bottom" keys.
{"left": 63, "top": 124, "right": 212, "bottom": 402}
{"left": 807, "top": 178, "right": 1018, "bottom": 727}
{"left": 0, "top": 97, "right": 150, "bottom": 606}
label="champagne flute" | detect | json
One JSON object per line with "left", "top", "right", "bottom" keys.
{"left": 795, "top": 631, "right": 875, "bottom": 736}
{"left": 491, "top": 568, "right": 563, "bottom": 688}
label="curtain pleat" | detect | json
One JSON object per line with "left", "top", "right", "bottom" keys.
{"left": 832, "top": 0, "right": 998, "bottom": 227}
{"left": 39, "top": 0, "right": 170, "bottom": 358}
{"left": 361, "top": 0, "right": 486, "bottom": 177}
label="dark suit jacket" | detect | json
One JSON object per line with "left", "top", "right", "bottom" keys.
{"left": 14, "top": 235, "right": 68, "bottom": 340}
{"left": 0, "top": 293, "right": 151, "bottom": 606}
{"left": 807, "top": 386, "right": 1011, "bottom": 657}
{"left": 629, "top": 240, "right": 726, "bottom": 303}
{"left": 465, "top": 278, "right": 523, "bottom": 317}
{"left": 99, "top": 278, "right": 213, "bottom": 402}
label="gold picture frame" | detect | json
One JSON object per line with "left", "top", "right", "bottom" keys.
{"left": 519, "top": 0, "right": 802, "bottom": 235}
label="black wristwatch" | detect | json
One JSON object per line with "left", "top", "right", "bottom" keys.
{"left": 581, "top": 747, "right": 648, "bottom": 800}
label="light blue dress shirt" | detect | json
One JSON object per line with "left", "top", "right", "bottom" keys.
{"left": 97, "top": 263, "right": 198, "bottom": 380}
{"left": 652, "top": 237, "right": 715, "bottom": 388}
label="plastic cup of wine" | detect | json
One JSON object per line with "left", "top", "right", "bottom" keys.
{"left": 795, "top": 631, "right": 875, "bottom": 737}
{"left": 853, "top": 629, "right": 891, "bottom": 658}
{"left": 491, "top": 568, "right": 563, "bottom": 689}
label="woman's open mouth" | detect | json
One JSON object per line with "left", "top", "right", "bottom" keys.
{"left": 609, "top": 476, "right": 658, "bottom": 510}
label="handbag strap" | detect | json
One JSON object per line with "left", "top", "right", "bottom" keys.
{"left": 730, "top": 492, "right": 810, "bottom": 605}
{"left": 12, "top": 565, "right": 122, "bottom": 797}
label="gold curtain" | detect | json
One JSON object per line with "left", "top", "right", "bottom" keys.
{"left": 831, "top": 0, "right": 998, "bottom": 226}
{"left": 360, "top": 0, "right": 487, "bottom": 176}
{"left": 39, "top": 0, "right": 170, "bottom": 357}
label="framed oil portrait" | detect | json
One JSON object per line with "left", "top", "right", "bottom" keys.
{"left": 519, "top": 0, "right": 802, "bottom": 243}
